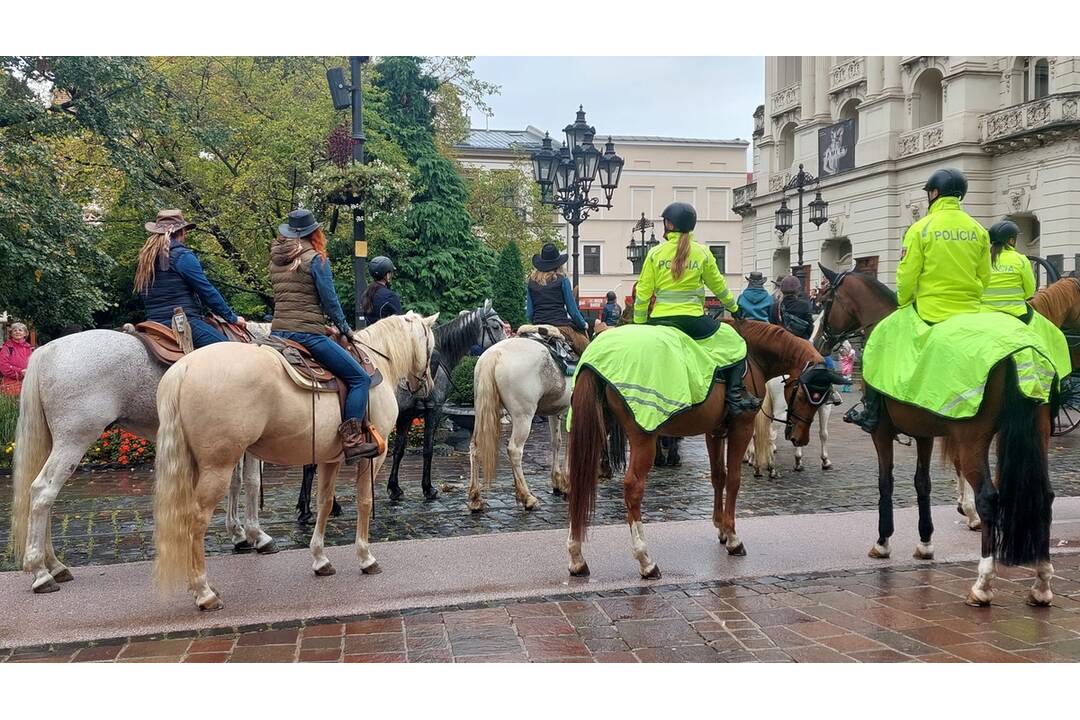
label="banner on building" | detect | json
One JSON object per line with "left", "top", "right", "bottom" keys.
{"left": 818, "top": 119, "right": 856, "bottom": 177}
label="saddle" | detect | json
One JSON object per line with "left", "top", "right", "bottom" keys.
{"left": 517, "top": 324, "right": 577, "bottom": 376}
{"left": 124, "top": 314, "right": 251, "bottom": 366}
{"left": 256, "top": 333, "right": 383, "bottom": 391}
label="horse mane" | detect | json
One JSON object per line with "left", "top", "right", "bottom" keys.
{"left": 432, "top": 307, "right": 484, "bottom": 374}
{"left": 727, "top": 319, "right": 822, "bottom": 370}
{"left": 848, "top": 272, "right": 898, "bottom": 305}
{"left": 356, "top": 312, "right": 423, "bottom": 378}
{"left": 1031, "top": 278, "right": 1080, "bottom": 328}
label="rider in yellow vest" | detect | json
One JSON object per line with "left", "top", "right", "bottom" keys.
{"left": 634, "top": 201, "right": 759, "bottom": 413}
{"left": 981, "top": 219, "right": 1035, "bottom": 317}
{"left": 846, "top": 168, "right": 991, "bottom": 432}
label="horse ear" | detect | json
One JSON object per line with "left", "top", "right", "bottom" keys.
{"left": 424, "top": 313, "right": 440, "bottom": 327}
{"left": 825, "top": 370, "right": 849, "bottom": 386}
{"left": 818, "top": 263, "right": 838, "bottom": 283}
{"left": 483, "top": 298, "right": 492, "bottom": 312}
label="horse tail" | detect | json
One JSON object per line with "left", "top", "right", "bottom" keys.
{"left": 11, "top": 349, "right": 53, "bottom": 566}
{"left": 995, "top": 359, "right": 1053, "bottom": 566}
{"left": 153, "top": 361, "right": 199, "bottom": 593}
{"left": 753, "top": 390, "right": 774, "bottom": 472}
{"left": 472, "top": 352, "right": 502, "bottom": 489}
{"left": 569, "top": 367, "right": 608, "bottom": 542}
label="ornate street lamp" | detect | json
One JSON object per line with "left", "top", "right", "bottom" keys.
{"left": 531, "top": 107, "right": 623, "bottom": 289}
{"left": 645, "top": 229, "right": 659, "bottom": 253}
{"left": 626, "top": 212, "right": 654, "bottom": 274}
{"left": 773, "top": 163, "right": 828, "bottom": 292}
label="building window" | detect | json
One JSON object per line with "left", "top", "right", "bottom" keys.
{"left": 630, "top": 187, "right": 654, "bottom": 220}
{"left": 1035, "top": 58, "right": 1050, "bottom": 99}
{"left": 583, "top": 245, "right": 601, "bottom": 275}
{"left": 673, "top": 187, "right": 696, "bottom": 206}
{"left": 914, "top": 69, "right": 943, "bottom": 128}
{"left": 708, "top": 245, "right": 727, "bottom": 274}
{"left": 707, "top": 188, "right": 729, "bottom": 220}
{"left": 779, "top": 121, "right": 796, "bottom": 171}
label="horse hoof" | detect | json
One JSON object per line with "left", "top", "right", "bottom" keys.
{"left": 523, "top": 496, "right": 539, "bottom": 511}
{"left": 641, "top": 564, "right": 662, "bottom": 579}
{"left": 967, "top": 520, "right": 982, "bottom": 532}
{"left": 388, "top": 488, "right": 404, "bottom": 502}
{"left": 794, "top": 464, "right": 804, "bottom": 472}
{"left": 469, "top": 504, "right": 485, "bottom": 514}
{"left": 965, "top": 591, "right": 992, "bottom": 608}
{"left": 331, "top": 500, "right": 343, "bottom": 517}
{"left": 256, "top": 540, "right": 278, "bottom": 555}
{"left": 314, "top": 563, "right": 336, "bottom": 577}
{"left": 822, "top": 462, "right": 832, "bottom": 471}
{"left": 1027, "top": 590, "right": 1053, "bottom": 607}
{"left": 33, "top": 577, "right": 61, "bottom": 594}
{"left": 198, "top": 596, "right": 225, "bottom": 612}
{"left": 361, "top": 561, "right": 382, "bottom": 575}
{"left": 569, "top": 563, "right": 590, "bottom": 577}
{"left": 868, "top": 544, "right": 890, "bottom": 559}
{"left": 727, "top": 544, "right": 747, "bottom": 557}
{"left": 423, "top": 489, "right": 439, "bottom": 501}
{"left": 296, "top": 512, "right": 314, "bottom": 526}
{"left": 233, "top": 540, "right": 254, "bottom": 554}
{"left": 913, "top": 544, "right": 934, "bottom": 560}
{"left": 52, "top": 568, "right": 74, "bottom": 583}
{"left": 753, "top": 470, "right": 762, "bottom": 478}
{"left": 551, "top": 487, "right": 565, "bottom": 497}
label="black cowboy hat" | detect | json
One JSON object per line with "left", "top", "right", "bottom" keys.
{"left": 745, "top": 271, "right": 766, "bottom": 287}
{"left": 532, "top": 243, "right": 568, "bottom": 272}
{"left": 279, "top": 209, "right": 321, "bottom": 238}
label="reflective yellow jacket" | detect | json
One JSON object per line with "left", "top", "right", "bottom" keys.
{"left": 981, "top": 246, "right": 1035, "bottom": 318}
{"left": 633, "top": 231, "right": 738, "bottom": 323}
{"left": 896, "top": 197, "right": 991, "bottom": 323}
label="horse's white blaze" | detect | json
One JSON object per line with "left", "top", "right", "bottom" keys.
{"left": 630, "top": 521, "right": 656, "bottom": 576}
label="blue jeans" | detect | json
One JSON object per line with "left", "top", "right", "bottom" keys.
{"left": 272, "top": 330, "right": 370, "bottom": 421}
{"left": 190, "top": 317, "right": 228, "bottom": 348}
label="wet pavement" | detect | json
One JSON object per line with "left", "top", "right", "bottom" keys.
{"left": 3, "top": 397, "right": 1079, "bottom": 571}
{"left": 6, "top": 553, "right": 1080, "bottom": 662}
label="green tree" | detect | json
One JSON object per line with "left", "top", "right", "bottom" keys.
{"left": 491, "top": 241, "right": 526, "bottom": 329}
{"left": 465, "top": 164, "right": 559, "bottom": 266}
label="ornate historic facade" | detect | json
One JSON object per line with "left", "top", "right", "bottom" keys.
{"left": 735, "top": 56, "right": 1080, "bottom": 288}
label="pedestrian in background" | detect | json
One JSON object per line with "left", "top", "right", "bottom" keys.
{"left": 602, "top": 291, "right": 622, "bottom": 326}
{"left": 839, "top": 340, "right": 856, "bottom": 392}
{"left": 1, "top": 322, "right": 33, "bottom": 396}
{"left": 736, "top": 271, "right": 773, "bottom": 321}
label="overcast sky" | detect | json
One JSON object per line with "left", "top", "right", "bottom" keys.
{"left": 467, "top": 57, "right": 764, "bottom": 147}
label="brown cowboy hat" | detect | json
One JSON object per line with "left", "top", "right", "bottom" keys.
{"left": 145, "top": 209, "right": 196, "bottom": 235}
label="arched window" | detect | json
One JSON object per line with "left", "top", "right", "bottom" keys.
{"left": 1014, "top": 57, "right": 1051, "bottom": 103}
{"left": 778, "top": 122, "right": 796, "bottom": 170}
{"left": 778, "top": 56, "right": 802, "bottom": 88}
{"left": 914, "top": 69, "right": 943, "bottom": 128}
{"left": 1034, "top": 58, "right": 1050, "bottom": 99}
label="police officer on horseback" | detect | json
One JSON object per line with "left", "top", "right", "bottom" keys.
{"left": 361, "top": 256, "right": 403, "bottom": 326}
{"left": 634, "top": 202, "right": 759, "bottom": 413}
{"left": 982, "top": 220, "right": 1035, "bottom": 318}
{"left": 845, "top": 168, "right": 990, "bottom": 432}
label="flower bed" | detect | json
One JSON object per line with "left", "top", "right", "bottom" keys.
{"left": 1, "top": 426, "right": 155, "bottom": 473}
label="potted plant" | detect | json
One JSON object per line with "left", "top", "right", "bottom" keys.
{"left": 308, "top": 160, "right": 412, "bottom": 219}
{"left": 442, "top": 355, "right": 478, "bottom": 432}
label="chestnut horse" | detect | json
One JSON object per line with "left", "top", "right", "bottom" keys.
{"left": 567, "top": 320, "right": 843, "bottom": 579}
{"left": 815, "top": 265, "right": 1055, "bottom": 607}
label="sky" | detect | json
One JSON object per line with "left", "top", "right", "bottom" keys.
{"left": 467, "top": 57, "right": 764, "bottom": 147}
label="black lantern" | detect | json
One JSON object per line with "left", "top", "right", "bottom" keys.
{"left": 646, "top": 230, "right": 659, "bottom": 253}
{"left": 626, "top": 236, "right": 644, "bottom": 264}
{"left": 553, "top": 146, "right": 574, "bottom": 194}
{"left": 574, "top": 131, "right": 601, "bottom": 189}
{"left": 774, "top": 198, "right": 793, "bottom": 236}
{"left": 597, "top": 137, "right": 624, "bottom": 203}
{"left": 530, "top": 132, "right": 557, "bottom": 189}
{"left": 809, "top": 190, "right": 829, "bottom": 228}
{"left": 563, "top": 105, "right": 594, "bottom": 154}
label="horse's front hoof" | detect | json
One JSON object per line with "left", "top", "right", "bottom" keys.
{"left": 423, "top": 488, "right": 439, "bottom": 501}
{"left": 822, "top": 461, "right": 832, "bottom": 471}
{"left": 361, "top": 561, "right": 382, "bottom": 575}
{"left": 198, "top": 596, "right": 225, "bottom": 612}
{"left": 551, "top": 487, "right": 565, "bottom": 497}
{"left": 913, "top": 543, "right": 934, "bottom": 560}
{"left": 388, "top": 487, "right": 404, "bottom": 502}
{"left": 868, "top": 543, "right": 890, "bottom": 559}
{"left": 641, "top": 564, "right": 662, "bottom": 579}
{"left": 256, "top": 540, "right": 278, "bottom": 555}
{"left": 569, "top": 563, "right": 590, "bottom": 577}
{"left": 331, "top": 499, "right": 343, "bottom": 517}
{"left": 753, "top": 470, "right": 762, "bottom": 478}
{"left": 33, "top": 577, "right": 61, "bottom": 594}
{"left": 52, "top": 568, "right": 74, "bottom": 583}
{"left": 522, "top": 496, "right": 539, "bottom": 511}
{"left": 965, "top": 590, "right": 992, "bottom": 608}
{"left": 314, "top": 562, "right": 336, "bottom": 577}
{"left": 727, "top": 543, "right": 746, "bottom": 557}
{"left": 794, "top": 463, "right": 804, "bottom": 472}
{"left": 1027, "top": 590, "right": 1053, "bottom": 607}
{"left": 296, "top": 512, "right": 314, "bottom": 526}
{"left": 233, "top": 540, "right": 254, "bottom": 554}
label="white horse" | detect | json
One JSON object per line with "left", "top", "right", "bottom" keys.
{"left": 10, "top": 326, "right": 273, "bottom": 594}
{"left": 747, "top": 375, "right": 835, "bottom": 478}
{"left": 467, "top": 326, "right": 573, "bottom": 512}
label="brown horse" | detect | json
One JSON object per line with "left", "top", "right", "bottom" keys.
{"left": 1032, "top": 276, "right": 1080, "bottom": 367}
{"left": 815, "top": 265, "right": 1055, "bottom": 607}
{"left": 566, "top": 320, "right": 843, "bottom": 579}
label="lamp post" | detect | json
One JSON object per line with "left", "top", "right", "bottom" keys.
{"left": 326, "top": 56, "right": 370, "bottom": 329}
{"left": 530, "top": 106, "right": 624, "bottom": 290}
{"left": 625, "top": 212, "right": 655, "bottom": 274}
{"left": 774, "top": 163, "right": 828, "bottom": 293}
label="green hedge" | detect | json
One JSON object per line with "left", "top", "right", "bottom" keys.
{"left": 447, "top": 356, "right": 478, "bottom": 406}
{"left": 1, "top": 393, "right": 18, "bottom": 469}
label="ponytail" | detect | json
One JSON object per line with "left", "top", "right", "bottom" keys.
{"left": 990, "top": 242, "right": 1004, "bottom": 267}
{"left": 671, "top": 232, "right": 691, "bottom": 280}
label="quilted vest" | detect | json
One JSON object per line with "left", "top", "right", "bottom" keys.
{"left": 529, "top": 278, "right": 572, "bottom": 326}
{"left": 269, "top": 239, "right": 328, "bottom": 335}
{"left": 140, "top": 240, "right": 203, "bottom": 324}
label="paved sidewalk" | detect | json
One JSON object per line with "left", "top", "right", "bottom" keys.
{"left": 5, "top": 554, "right": 1080, "bottom": 663}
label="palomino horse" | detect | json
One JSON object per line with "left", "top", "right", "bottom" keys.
{"left": 815, "top": 265, "right": 1055, "bottom": 606}
{"left": 152, "top": 312, "right": 436, "bottom": 610}
{"left": 567, "top": 320, "right": 843, "bottom": 578}
{"left": 10, "top": 327, "right": 273, "bottom": 595}
{"left": 955, "top": 275, "right": 1080, "bottom": 530}
{"left": 468, "top": 328, "right": 573, "bottom": 512}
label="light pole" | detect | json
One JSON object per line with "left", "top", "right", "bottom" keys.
{"left": 327, "top": 55, "right": 370, "bottom": 329}
{"left": 530, "top": 106, "right": 624, "bottom": 290}
{"left": 625, "top": 212, "right": 656, "bottom": 274}
{"left": 774, "top": 163, "right": 829, "bottom": 293}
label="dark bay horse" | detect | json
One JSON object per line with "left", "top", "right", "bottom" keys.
{"left": 814, "top": 265, "right": 1056, "bottom": 607}
{"left": 567, "top": 320, "right": 843, "bottom": 578}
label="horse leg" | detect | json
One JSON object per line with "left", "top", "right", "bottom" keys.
{"left": 913, "top": 437, "right": 935, "bottom": 560}
{"left": 508, "top": 413, "right": 540, "bottom": 510}
{"left": 957, "top": 467, "right": 981, "bottom": 531}
{"left": 624, "top": 438, "right": 659, "bottom": 578}
{"left": 549, "top": 411, "right": 569, "bottom": 496}
{"left": 819, "top": 406, "right": 832, "bottom": 470}
{"left": 793, "top": 444, "right": 803, "bottom": 472}
{"left": 467, "top": 435, "right": 486, "bottom": 512}
{"left": 421, "top": 410, "right": 439, "bottom": 501}
{"left": 387, "top": 416, "right": 409, "bottom": 501}
{"left": 190, "top": 465, "right": 232, "bottom": 611}
{"left": 868, "top": 424, "right": 896, "bottom": 559}
{"left": 967, "top": 449, "right": 997, "bottom": 607}
{"left": 296, "top": 465, "right": 315, "bottom": 524}
{"left": 355, "top": 456, "right": 383, "bottom": 573}
{"left": 240, "top": 453, "right": 275, "bottom": 553}
{"left": 723, "top": 421, "right": 754, "bottom": 555}
{"left": 24, "top": 441, "right": 91, "bottom": 592}
{"left": 310, "top": 461, "right": 341, "bottom": 577}
{"left": 706, "top": 432, "right": 727, "bottom": 542}
{"left": 226, "top": 463, "right": 245, "bottom": 547}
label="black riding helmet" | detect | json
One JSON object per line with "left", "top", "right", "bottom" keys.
{"left": 989, "top": 219, "right": 1021, "bottom": 246}
{"left": 369, "top": 256, "right": 396, "bottom": 280}
{"left": 923, "top": 168, "right": 968, "bottom": 205}
{"left": 661, "top": 202, "right": 697, "bottom": 233}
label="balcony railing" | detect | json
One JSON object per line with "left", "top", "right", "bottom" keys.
{"left": 770, "top": 83, "right": 800, "bottom": 116}
{"left": 732, "top": 183, "right": 756, "bottom": 216}
{"left": 897, "top": 121, "right": 945, "bottom": 158}
{"left": 979, "top": 92, "right": 1080, "bottom": 153}
{"left": 829, "top": 57, "right": 865, "bottom": 93}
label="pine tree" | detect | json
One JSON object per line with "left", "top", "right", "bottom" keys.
{"left": 491, "top": 241, "right": 526, "bottom": 329}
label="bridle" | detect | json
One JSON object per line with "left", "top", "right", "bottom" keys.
{"left": 816, "top": 271, "right": 873, "bottom": 353}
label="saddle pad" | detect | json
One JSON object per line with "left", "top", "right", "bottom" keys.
{"left": 862, "top": 304, "right": 1062, "bottom": 419}
{"left": 260, "top": 346, "right": 339, "bottom": 393}
{"left": 568, "top": 322, "right": 746, "bottom": 433}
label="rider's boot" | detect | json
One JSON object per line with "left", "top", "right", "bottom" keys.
{"left": 843, "top": 386, "right": 881, "bottom": 433}
{"left": 339, "top": 418, "right": 381, "bottom": 465}
{"left": 725, "top": 359, "right": 762, "bottom": 414}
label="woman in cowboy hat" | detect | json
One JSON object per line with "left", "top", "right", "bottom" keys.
{"left": 361, "top": 256, "right": 403, "bottom": 326}
{"left": 135, "top": 208, "right": 246, "bottom": 347}
{"left": 268, "top": 209, "right": 380, "bottom": 462}
{"left": 736, "top": 271, "right": 773, "bottom": 322}
{"left": 525, "top": 243, "right": 590, "bottom": 355}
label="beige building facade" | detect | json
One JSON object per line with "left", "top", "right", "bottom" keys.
{"left": 735, "top": 56, "right": 1080, "bottom": 290}
{"left": 454, "top": 128, "right": 749, "bottom": 308}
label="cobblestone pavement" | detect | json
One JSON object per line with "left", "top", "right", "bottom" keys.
{"left": 5, "top": 553, "right": 1080, "bottom": 662}
{"left": 2, "top": 400, "right": 1079, "bottom": 571}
